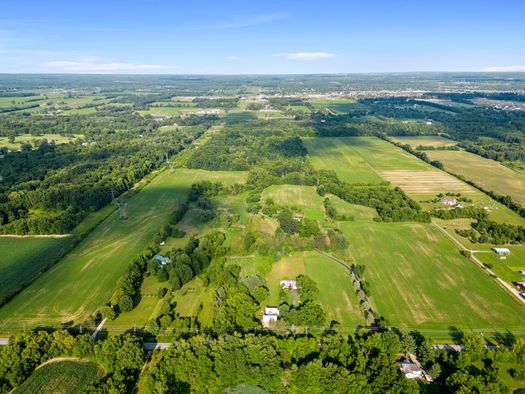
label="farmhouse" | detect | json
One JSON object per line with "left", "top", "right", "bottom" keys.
{"left": 399, "top": 360, "right": 423, "bottom": 379}
{"left": 492, "top": 248, "right": 510, "bottom": 259}
{"left": 280, "top": 280, "right": 297, "bottom": 290}
{"left": 441, "top": 197, "right": 457, "bottom": 206}
{"left": 153, "top": 254, "right": 170, "bottom": 265}
{"left": 262, "top": 306, "right": 279, "bottom": 328}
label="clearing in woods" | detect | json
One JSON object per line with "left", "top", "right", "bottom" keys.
{"left": 0, "top": 169, "right": 247, "bottom": 328}
{"left": 339, "top": 221, "right": 525, "bottom": 337}
{"left": 426, "top": 150, "right": 525, "bottom": 206}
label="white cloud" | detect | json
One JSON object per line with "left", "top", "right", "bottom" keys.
{"left": 227, "top": 55, "right": 240, "bottom": 60}
{"left": 481, "top": 65, "right": 525, "bottom": 72}
{"left": 41, "top": 60, "right": 177, "bottom": 73}
{"left": 273, "top": 52, "right": 336, "bottom": 60}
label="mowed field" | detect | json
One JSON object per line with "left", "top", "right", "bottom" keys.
{"left": 0, "top": 169, "right": 248, "bottom": 327}
{"left": 427, "top": 150, "right": 525, "bottom": 206}
{"left": 390, "top": 135, "right": 457, "bottom": 148}
{"left": 340, "top": 221, "right": 525, "bottom": 335}
{"left": 0, "top": 237, "right": 77, "bottom": 304}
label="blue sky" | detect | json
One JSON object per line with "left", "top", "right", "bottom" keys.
{"left": 1, "top": 0, "right": 524, "bottom": 74}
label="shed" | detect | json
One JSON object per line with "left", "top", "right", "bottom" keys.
{"left": 492, "top": 248, "right": 510, "bottom": 259}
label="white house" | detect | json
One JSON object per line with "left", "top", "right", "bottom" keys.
{"left": 399, "top": 361, "right": 424, "bottom": 379}
{"left": 441, "top": 197, "right": 457, "bottom": 207}
{"left": 262, "top": 306, "right": 279, "bottom": 328}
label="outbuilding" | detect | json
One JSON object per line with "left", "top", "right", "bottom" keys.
{"left": 492, "top": 248, "right": 511, "bottom": 259}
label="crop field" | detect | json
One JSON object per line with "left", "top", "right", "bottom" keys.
{"left": 14, "top": 359, "right": 103, "bottom": 394}
{"left": 339, "top": 221, "right": 525, "bottom": 336}
{"left": 0, "top": 169, "right": 248, "bottom": 327}
{"left": 309, "top": 99, "right": 362, "bottom": 114}
{"left": 303, "top": 137, "right": 385, "bottom": 184}
{"left": 427, "top": 150, "right": 525, "bottom": 206}
{"left": 378, "top": 169, "right": 473, "bottom": 194}
{"left": 390, "top": 135, "right": 458, "bottom": 148}
{"left": 303, "top": 252, "right": 365, "bottom": 329}
{"left": 0, "top": 237, "right": 77, "bottom": 305}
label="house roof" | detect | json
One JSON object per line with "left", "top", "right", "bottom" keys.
{"left": 492, "top": 248, "right": 510, "bottom": 254}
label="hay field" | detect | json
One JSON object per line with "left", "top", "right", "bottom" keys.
{"left": 339, "top": 221, "right": 525, "bottom": 335}
{"left": 261, "top": 185, "right": 325, "bottom": 220}
{"left": 378, "top": 169, "right": 473, "bottom": 194}
{"left": 0, "top": 169, "right": 247, "bottom": 326}
{"left": 390, "top": 135, "right": 457, "bottom": 148}
{"left": 427, "top": 150, "right": 525, "bottom": 206}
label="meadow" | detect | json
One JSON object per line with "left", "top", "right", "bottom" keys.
{"left": 390, "top": 135, "right": 458, "bottom": 148}
{"left": 427, "top": 150, "right": 525, "bottom": 206}
{"left": 0, "top": 236, "right": 77, "bottom": 305}
{"left": 0, "top": 169, "right": 247, "bottom": 326}
{"left": 14, "top": 359, "right": 103, "bottom": 394}
{"left": 339, "top": 221, "right": 525, "bottom": 336}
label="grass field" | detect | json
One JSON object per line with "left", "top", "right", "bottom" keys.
{"left": 339, "top": 221, "right": 525, "bottom": 336}
{"left": 0, "top": 134, "right": 82, "bottom": 150}
{"left": 303, "top": 252, "right": 365, "bottom": 329}
{"left": 390, "top": 135, "right": 457, "bottom": 148}
{"left": 14, "top": 359, "right": 103, "bottom": 394}
{"left": 0, "top": 169, "right": 247, "bottom": 326}
{"left": 0, "top": 237, "right": 77, "bottom": 305}
{"left": 304, "top": 137, "right": 386, "bottom": 184}
{"left": 261, "top": 185, "right": 325, "bottom": 220}
{"left": 426, "top": 150, "right": 525, "bottom": 206}
{"left": 309, "top": 99, "right": 362, "bottom": 114}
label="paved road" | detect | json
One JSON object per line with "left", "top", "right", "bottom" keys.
{"left": 431, "top": 221, "right": 525, "bottom": 307}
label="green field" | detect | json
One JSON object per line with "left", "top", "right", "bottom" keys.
{"left": 390, "top": 135, "right": 457, "bottom": 148}
{"left": 339, "top": 221, "right": 525, "bottom": 336}
{"left": 0, "top": 169, "right": 247, "bottom": 326}
{"left": 304, "top": 137, "right": 386, "bottom": 184}
{"left": 427, "top": 150, "right": 525, "bottom": 206}
{"left": 261, "top": 185, "right": 325, "bottom": 220}
{"left": 14, "top": 359, "right": 103, "bottom": 394}
{"left": 309, "top": 99, "right": 362, "bottom": 114}
{"left": 0, "top": 134, "right": 83, "bottom": 150}
{"left": 0, "top": 237, "right": 77, "bottom": 304}
{"left": 303, "top": 252, "right": 365, "bottom": 329}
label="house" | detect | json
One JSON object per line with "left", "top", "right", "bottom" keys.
{"left": 280, "top": 280, "right": 297, "bottom": 290}
{"left": 515, "top": 282, "right": 525, "bottom": 292}
{"left": 262, "top": 306, "right": 279, "bottom": 328}
{"left": 441, "top": 197, "right": 457, "bottom": 206}
{"left": 399, "top": 360, "right": 424, "bottom": 379}
{"left": 153, "top": 254, "right": 170, "bottom": 265}
{"left": 492, "top": 248, "right": 511, "bottom": 260}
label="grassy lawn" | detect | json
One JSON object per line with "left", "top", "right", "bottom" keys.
{"left": 427, "top": 150, "right": 525, "bottom": 206}
{"left": 14, "top": 359, "right": 103, "bottom": 394}
{"left": 326, "top": 194, "right": 378, "bottom": 221}
{"left": 171, "top": 276, "right": 215, "bottom": 327}
{"left": 0, "top": 169, "right": 247, "bottom": 327}
{"left": 303, "top": 251, "right": 365, "bottom": 330}
{"left": 0, "top": 237, "right": 77, "bottom": 305}
{"left": 265, "top": 254, "right": 306, "bottom": 306}
{"left": 390, "top": 135, "right": 458, "bottom": 148}
{"left": 339, "top": 221, "right": 525, "bottom": 338}
{"left": 304, "top": 137, "right": 385, "bottom": 184}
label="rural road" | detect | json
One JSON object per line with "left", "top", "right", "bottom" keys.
{"left": 431, "top": 221, "right": 525, "bottom": 307}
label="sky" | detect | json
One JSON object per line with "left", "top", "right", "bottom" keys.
{"left": 1, "top": 0, "right": 524, "bottom": 74}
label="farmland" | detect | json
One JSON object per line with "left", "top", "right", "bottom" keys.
{"left": 0, "top": 237, "right": 77, "bottom": 305}
{"left": 340, "top": 221, "right": 525, "bottom": 336}
{"left": 427, "top": 149, "right": 525, "bottom": 206}
{"left": 14, "top": 359, "right": 103, "bottom": 394}
{"left": 390, "top": 135, "right": 458, "bottom": 148}
{"left": 0, "top": 169, "right": 247, "bottom": 326}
